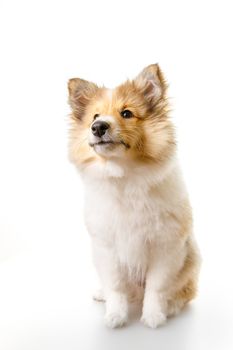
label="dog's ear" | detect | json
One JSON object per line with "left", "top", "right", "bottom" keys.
{"left": 134, "top": 64, "right": 167, "bottom": 103}
{"left": 68, "top": 78, "right": 98, "bottom": 120}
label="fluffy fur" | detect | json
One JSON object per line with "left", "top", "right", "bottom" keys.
{"left": 68, "top": 64, "right": 200, "bottom": 328}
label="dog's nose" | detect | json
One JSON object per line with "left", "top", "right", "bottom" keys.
{"left": 91, "top": 121, "right": 110, "bottom": 137}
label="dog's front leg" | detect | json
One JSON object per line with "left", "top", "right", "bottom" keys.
{"left": 92, "top": 239, "right": 128, "bottom": 328}
{"left": 141, "top": 242, "right": 186, "bottom": 329}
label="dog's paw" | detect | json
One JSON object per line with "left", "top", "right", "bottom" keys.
{"left": 141, "top": 311, "right": 166, "bottom": 329}
{"left": 104, "top": 312, "right": 127, "bottom": 328}
{"left": 93, "top": 289, "right": 105, "bottom": 302}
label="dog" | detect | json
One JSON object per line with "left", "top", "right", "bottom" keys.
{"left": 67, "top": 64, "right": 200, "bottom": 328}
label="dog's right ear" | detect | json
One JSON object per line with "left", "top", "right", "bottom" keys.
{"left": 134, "top": 64, "right": 167, "bottom": 103}
{"left": 68, "top": 78, "right": 98, "bottom": 120}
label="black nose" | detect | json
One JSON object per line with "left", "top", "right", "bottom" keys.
{"left": 91, "top": 121, "right": 110, "bottom": 137}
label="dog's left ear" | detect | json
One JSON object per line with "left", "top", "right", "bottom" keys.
{"left": 134, "top": 64, "right": 167, "bottom": 102}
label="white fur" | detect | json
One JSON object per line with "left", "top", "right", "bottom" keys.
{"left": 81, "top": 157, "right": 193, "bottom": 328}
{"left": 105, "top": 88, "right": 113, "bottom": 100}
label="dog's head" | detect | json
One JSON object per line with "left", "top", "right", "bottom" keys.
{"left": 68, "top": 64, "right": 175, "bottom": 170}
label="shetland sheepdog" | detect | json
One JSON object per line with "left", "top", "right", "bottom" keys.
{"left": 68, "top": 64, "right": 200, "bottom": 328}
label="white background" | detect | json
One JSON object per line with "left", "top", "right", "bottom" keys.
{"left": 0, "top": 1, "right": 233, "bottom": 349}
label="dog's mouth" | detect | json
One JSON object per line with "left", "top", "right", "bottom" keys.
{"left": 89, "top": 140, "right": 130, "bottom": 149}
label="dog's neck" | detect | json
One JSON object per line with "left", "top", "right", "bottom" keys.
{"left": 80, "top": 154, "right": 178, "bottom": 189}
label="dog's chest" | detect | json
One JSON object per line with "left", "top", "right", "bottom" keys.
{"left": 84, "top": 180, "right": 166, "bottom": 253}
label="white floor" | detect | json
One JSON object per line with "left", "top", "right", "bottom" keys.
{"left": 0, "top": 254, "right": 232, "bottom": 350}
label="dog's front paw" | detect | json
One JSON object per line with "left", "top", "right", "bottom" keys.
{"left": 141, "top": 311, "right": 166, "bottom": 329}
{"left": 104, "top": 312, "right": 127, "bottom": 328}
{"left": 93, "top": 289, "right": 105, "bottom": 302}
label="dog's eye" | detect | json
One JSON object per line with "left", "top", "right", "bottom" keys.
{"left": 120, "top": 110, "right": 133, "bottom": 119}
{"left": 93, "top": 114, "right": 99, "bottom": 120}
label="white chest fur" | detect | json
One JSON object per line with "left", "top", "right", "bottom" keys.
{"left": 82, "top": 159, "right": 187, "bottom": 278}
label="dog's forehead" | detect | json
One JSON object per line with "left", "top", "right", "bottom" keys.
{"left": 92, "top": 83, "right": 139, "bottom": 115}
{"left": 105, "top": 88, "right": 113, "bottom": 100}
{"left": 93, "top": 88, "right": 117, "bottom": 114}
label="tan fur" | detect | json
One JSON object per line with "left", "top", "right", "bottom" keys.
{"left": 68, "top": 64, "right": 175, "bottom": 167}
